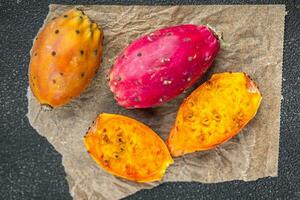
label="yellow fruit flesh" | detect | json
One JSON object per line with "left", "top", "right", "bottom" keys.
{"left": 167, "top": 72, "right": 262, "bottom": 157}
{"left": 84, "top": 113, "right": 173, "bottom": 182}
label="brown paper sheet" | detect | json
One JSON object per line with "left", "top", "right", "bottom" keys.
{"left": 27, "top": 4, "right": 285, "bottom": 199}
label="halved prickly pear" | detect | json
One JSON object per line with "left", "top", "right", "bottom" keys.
{"left": 109, "top": 24, "right": 220, "bottom": 108}
{"left": 167, "top": 72, "right": 262, "bottom": 157}
{"left": 29, "top": 9, "right": 103, "bottom": 108}
{"left": 84, "top": 113, "right": 173, "bottom": 182}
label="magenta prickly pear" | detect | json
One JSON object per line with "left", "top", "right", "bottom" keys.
{"left": 109, "top": 24, "right": 220, "bottom": 108}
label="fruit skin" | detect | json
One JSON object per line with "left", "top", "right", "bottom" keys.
{"left": 167, "top": 72, "right": 262, "bottom": 157}
{"left": 84, "top": 113, "right": 173, "bottom": 182}
{"left": 109, "top": 24, "right": 220, "bottom": 108}
{"left": 29, "top": 9, "right": 103, "bottom": 108}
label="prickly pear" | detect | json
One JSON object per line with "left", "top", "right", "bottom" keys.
{"left": 109, "top": 24, "right": 220, "bottom": 108}
{"left": 167, "top": 72, "right": 262, "bottom": 157}
{"left": 84, "top": 113, "right": 173, "bottom": 182}
{"left": 29, "top": 9, "right": 103, "bottom": 108}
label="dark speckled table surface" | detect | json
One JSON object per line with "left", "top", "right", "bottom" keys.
{"left": 0, "top": 0, "right": 299, "bottom": 199}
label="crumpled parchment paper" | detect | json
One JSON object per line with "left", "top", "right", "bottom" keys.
{"left": 27, "top": 4, "right": 285, "bottom": 200}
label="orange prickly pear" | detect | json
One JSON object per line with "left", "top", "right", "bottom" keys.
{"left": 167, "top": 72, "right": 262, "bottom": 157}
{"left": 29, "top": 9, "right": 103, "bottom": 108}
{"left": 84, "top": 113, "right": 173, "bottom": 182}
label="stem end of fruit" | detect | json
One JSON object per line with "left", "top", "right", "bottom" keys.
{"left": 41, "top": 104, "right": 53, "bottom": 111}
{"left": 206, "top": 24, "right": 229, "bottom": 49}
